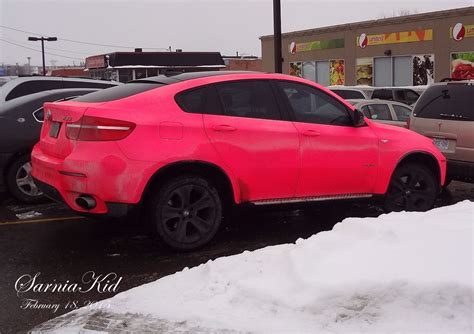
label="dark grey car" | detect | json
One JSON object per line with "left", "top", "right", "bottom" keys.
{"left": 0, "top": 88, "right": 101, "bottom": 202}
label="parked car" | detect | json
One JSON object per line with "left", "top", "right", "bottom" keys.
{"left": 0, "top": 88, "right": 101, "bottom": 203}
{"left": 371, "top": 88, "right": 421, "bottom": 105}
{"left": 0, "top": 76, "right": 18, "bottom": 87}
{"left": 329, "top": 86, "right": 370, "bottom": 99}
{"left": 347, "top": 99, "right": 412, "bottom": 127}
{"left": 409, "top": 80, "right": 474, "bottom": 185}
{"left": 32, "top": 71, "right": 446, "bottom": 250}
{"left": 0, "top": 76, "right": 118, "bottom": 103}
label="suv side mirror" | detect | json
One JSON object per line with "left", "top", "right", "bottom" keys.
{"left": 353, "top": 109, "right": 366, "bottom": 127}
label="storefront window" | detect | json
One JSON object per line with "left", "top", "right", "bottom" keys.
{"left": 118, "top": 69, "right": 133, "bottom": 83}
{"left": 135, "top": 68, "right": 147, "bottom": 79}
{"left": 374, "top": 57, "right": 392, "bottom": 87}
{"left": 302, "top": 62, "right": 316, "bottom": 82}
{"left": 316, "top": 61, "right": 330, "bottom": 86}
{"left": 393, "top": 56, "right": 412, "bottom": 86}
{"left": 147, "top": 68, "right": 158, "bottom": 77}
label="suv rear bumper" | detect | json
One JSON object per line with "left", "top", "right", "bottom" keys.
{"left": 31, "top": 143, "right": 155, "bottom": 214}
{"left": 447, "top": 160, "right": 474, "bottom": 183}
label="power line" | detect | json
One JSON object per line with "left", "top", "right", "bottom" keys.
{"left": 0, "top": 24, "right": 169, "bottom": 51}
{"left": 58, "top": 37, "right": 169, "bottom": 50}
{"left": 3, "top": 37, "right": 92, "bottom": 55}
{"left": 0, "top": 39, "right": 84, "bottom": 61}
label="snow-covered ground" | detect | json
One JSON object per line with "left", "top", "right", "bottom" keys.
{"left": 35, "top": 201, "right": 474, "bottom": 333}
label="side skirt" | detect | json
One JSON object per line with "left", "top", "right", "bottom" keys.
{"left": 250, "top": 193, "right": 373, "bottom": 206}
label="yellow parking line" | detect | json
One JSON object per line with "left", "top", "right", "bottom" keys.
{"left": 0, "top": 216, "right": 86, "bottom": 226}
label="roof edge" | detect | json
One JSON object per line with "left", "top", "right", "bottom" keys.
{"left": 259, "top": 6, "right": 474, "bottom": 40}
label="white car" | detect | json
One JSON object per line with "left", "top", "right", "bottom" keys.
{"left": 347, "top": 99, "right": 413, "bottom": 128}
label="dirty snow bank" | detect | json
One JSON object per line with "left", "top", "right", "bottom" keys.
{"left": 47, "top": 201, "right": 474, "bottom": 333}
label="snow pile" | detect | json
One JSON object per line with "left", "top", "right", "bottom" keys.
{"left": 45, "top": 201, "right": 474, "bottom": 333}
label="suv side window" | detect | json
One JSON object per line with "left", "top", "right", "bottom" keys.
{"left": 175, "top": 85, "right": 222, "bottom": 115}
{"left": 372, "top": 89, "right": 393, "bottom": 100}
{"left": 277, "top": 81, "right": 352, "bottom": 126}
{"left": 393, "top": 104, "right": 412, "bottom": 121}
{"left": 331, "top": 90, "right": 365, "bottom": 99}
{"left": 405, "top": 90, "right": 419, "bottom": 104}
{"left": 395, "top": 90, "right": 405, "bottom": 101}
{"left": 214, "top": 80, "right": 281, "bottom": 120}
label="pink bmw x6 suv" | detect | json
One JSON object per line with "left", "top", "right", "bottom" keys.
{"left": 32, "top": 72, "right": 446, "bottom": 250}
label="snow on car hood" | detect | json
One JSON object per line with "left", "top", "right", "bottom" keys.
{"left": 34, "top": 201, "right": 474, "bottom": 333}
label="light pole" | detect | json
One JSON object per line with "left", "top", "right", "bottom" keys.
{"left": 28, "top": 36, "right": 57, "bottom": 76}
{"left": 273, "top": 0, "right": 282, "bottom": 73}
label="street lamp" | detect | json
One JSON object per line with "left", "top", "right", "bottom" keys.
{"left": 28, "top": 36, "right": 57, "bottom": 76}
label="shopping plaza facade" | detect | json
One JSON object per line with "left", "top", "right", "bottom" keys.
{"left": 260, "top": 7, "right": 474, "bottom": 86}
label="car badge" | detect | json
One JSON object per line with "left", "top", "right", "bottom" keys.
{"left": 63, "top": 116, "right": 72, "bottom": 121}
{"left": 46, "top": 109, "right": 52, "bottom": 121}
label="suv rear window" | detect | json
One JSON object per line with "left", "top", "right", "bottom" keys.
{"left": 413, "top": 84, "right": 473, "bottom": 121}
{"left": 5, "top": 80, "right": 63, "bottom": 101}
{"left": 74, "top": 83, "right": 163, "bottom": 102}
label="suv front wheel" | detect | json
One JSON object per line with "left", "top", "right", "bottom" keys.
{"left": 384, "top": 163, "right": 438, "bottom": 212}
{"left": 149, "top": 176, "right": 222, "bottom": 251}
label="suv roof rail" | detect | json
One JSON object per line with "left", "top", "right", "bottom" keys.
{"left": 440, "top": 77, "right": 466, "bottom": 82}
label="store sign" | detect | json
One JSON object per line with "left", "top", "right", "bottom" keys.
{"left": 450, "top": 23, "right": 474, "bottom": 41}
{"left": 85, "top": 55, "right": 106, "bottom": 69}
{"left": 289, "top": 38, "right": 344, "bottom": 54}
{"left": 357, "top": 29, "right": 433, "bottom": 48}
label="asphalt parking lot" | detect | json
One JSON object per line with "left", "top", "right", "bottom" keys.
{"left": 0, "top": 181, "right": 473, "bottom": 333}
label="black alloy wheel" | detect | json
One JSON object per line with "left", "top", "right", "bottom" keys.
{"left": 151, "top": 176, "right": 222, "bottom": 250}
{"left": 384, "top": 163, "right": 438, "bottom": 212}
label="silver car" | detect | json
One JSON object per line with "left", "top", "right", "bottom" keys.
{"left": 347, "top": 99, "right": 413, "bottom": 127}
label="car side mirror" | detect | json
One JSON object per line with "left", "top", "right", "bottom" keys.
{"left": 353, "top": 109, "right": 366, "bottom": 127}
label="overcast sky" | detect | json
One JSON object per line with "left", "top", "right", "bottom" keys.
{"left": 1, "top": 0, "right": 473, "bottom": 66}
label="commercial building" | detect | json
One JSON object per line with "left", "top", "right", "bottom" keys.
{"left": 222, "top": 55, "right": 262, "bottom": 71}
{"left": 260, "top": 7, "right": 474, "bottom": 86}
{"left": 85, "top": 51, "right": 225, "bottom": 83}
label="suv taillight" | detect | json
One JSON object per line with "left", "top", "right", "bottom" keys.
{"left": 66, "top": 116, "right": 135, "bottom": 141}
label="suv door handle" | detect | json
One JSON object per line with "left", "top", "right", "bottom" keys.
{"left": 212, "top": 125, "right": 237, "bottom": 132}
{"left": 301, "top": 130, "right": 321, "bottom": 137}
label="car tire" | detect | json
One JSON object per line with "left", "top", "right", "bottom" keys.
{"left": 384, "top": 163, "right": 438, "bottom": 213}
{"left": 6, "top": 154, "right": 44, "bottom": 203}
{"left": 149, "top": 176, "right": 222, "bottom": 251}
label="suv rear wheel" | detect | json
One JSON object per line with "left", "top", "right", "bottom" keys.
{"left": 384, "top": 163, "right": 438, "bottom": 212}
{"left": 149, "top": 176, "right": 222, "bottom": 250}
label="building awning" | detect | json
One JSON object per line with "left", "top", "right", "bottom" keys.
{"left": 86, "top": 52, "right": 225, "bottom": 70}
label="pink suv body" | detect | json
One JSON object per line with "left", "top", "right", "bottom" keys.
{"left": 32, "top": 72, "right": 446, "bottom": 249}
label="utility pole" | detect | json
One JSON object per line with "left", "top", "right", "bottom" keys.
{"left": 27, "top": 57, "right": 31, "bottom": 75}
{"left": 27, "top": 36, "right": 57, "bottom": 76}
{"left": 273, "top": 0, "right": 282, "bottom": 73}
